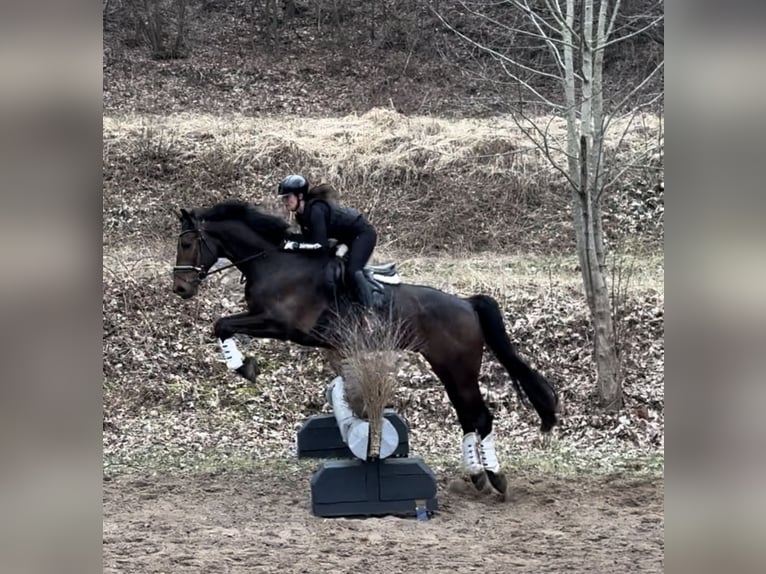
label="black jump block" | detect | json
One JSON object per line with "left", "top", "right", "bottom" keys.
{"left": 310, "top": 457, "right": 438, "bottom": 518}
{"left": 296, "top": 410, "right": 410, "bottom": 459}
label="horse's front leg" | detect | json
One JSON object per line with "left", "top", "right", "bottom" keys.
{"left": 213, "top": 312, "right": 329, "bottom": 384}
{"left": 212, "top": 312, "right": 265, "bottom": 383}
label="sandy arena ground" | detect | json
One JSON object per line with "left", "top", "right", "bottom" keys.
{"left": 103, "top": 463, "right": 663, "bottom": 573}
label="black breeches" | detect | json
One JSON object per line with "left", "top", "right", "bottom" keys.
{"left": 347, "top": 228, "right": 377, "bottom": 274}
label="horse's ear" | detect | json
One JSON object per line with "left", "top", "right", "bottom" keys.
{"left": 179, "top": 208, "right": 190, "bottom": 221}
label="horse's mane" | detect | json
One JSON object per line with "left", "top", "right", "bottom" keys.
{"left": 306, "top": 183, "right": 339, "bottom": 204}
{"left": 196, "top": 200, "right": 289, "bottom": 245}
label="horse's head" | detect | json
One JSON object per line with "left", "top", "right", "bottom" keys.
{"left": 173, "top": 200, "right": 292, "bottom": 299}
{"left": 172, "top": 209, "right": 221, "bottom": 299}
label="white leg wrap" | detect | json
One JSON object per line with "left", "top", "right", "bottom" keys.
{"left": 461, "top": 432, "right": 483, "bottom": 475}
{"left": 219, "top": 338, "right": 244, "bottom": 370}
{"left": 479, "top": 431, "right": 500, "bottom": 473}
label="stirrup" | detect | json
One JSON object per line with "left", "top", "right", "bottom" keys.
{"left": 365, "top": 262, "right": 396, "bottom": 276}
{"left": 353, "top": 271, "right": 375, "bottom": 309}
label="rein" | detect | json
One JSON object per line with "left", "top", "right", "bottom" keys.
{"left": 206, "top": 252, "right": 266, "bottom": 277}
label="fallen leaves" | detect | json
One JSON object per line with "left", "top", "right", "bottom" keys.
{"left": 103, "top": 253, "right": 664, "bottom": 475}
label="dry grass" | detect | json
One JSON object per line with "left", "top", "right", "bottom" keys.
{"left": 104, "top": 109, "right": 661, "bottom": 188}
{"left": 383, "top": 250, "right": 664, "bottom": 300}
{"left": 103, "top": 109, "right": 663, "bottom": 253}
{"left": 325, "top": 311, "right": 416, "bottom": 459}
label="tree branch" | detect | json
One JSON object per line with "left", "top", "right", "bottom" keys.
{"left": 605, "top": 0, "right": 622, "bottom": 40}
{"left": 595, "top": 101, "right": 663, "bottom": 203}
{"left": 457, "top": 0, "right": 574, "bottom": 50}
{"left": 431, "top": 7, "right": 564, "bottom": 83}
{"left": 431, "top": 8, "right": 565, "bottom": 108}
{"left": 599, "top": 15, "right": 664, "bottom": 50}
{"left": 606, "top": 60, "right": 664, "bottom": 120}
{"left": 513, "top": 0, "right": 568, "bottom": 73}
{"left": 510, "top": 105, "right": 582, "bottom": 192}
{"left": 600, "top": 143, "right": 660, "bottom": 194}
{"left": 541, "top": 0, "right": 581, "bottom": 42}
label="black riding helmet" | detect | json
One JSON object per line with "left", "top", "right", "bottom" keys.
{"left": 277, "top": 174, "right": 309, "bottom": 198}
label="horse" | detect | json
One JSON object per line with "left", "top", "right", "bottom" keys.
{"left": 172, "top": 200, "right": 559, "bottom": 494}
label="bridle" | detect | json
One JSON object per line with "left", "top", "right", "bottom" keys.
{"left": 172, "top": 227, "right": 265, "bottom": 283}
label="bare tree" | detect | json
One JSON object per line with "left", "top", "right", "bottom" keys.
{"left": 435, "top": 0, "right": 664, "bottom": 410}
{"left": 128, "top": 0, "right": 189, "bottom": 59}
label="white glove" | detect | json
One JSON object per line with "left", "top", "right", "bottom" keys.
{"left": 335, "top": 244, "right": 349, "bottom": 258}
{"left": 283, "top": 240, "right": 322, "bottom": 251}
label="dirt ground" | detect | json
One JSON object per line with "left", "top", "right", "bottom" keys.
{"left": 103, "top": 464, "right": 663, "bottom": 574}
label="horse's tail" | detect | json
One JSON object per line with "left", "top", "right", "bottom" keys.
{"left": 467, "top": 294, "right": 559, "bottom": 432}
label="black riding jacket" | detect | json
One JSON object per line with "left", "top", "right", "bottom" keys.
{"left": 294, "top": 200, "right": 372, "bottom": 251}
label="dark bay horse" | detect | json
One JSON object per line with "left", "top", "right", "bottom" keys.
{"left": 172, "top": 200, "right": 558, "bottom": 494}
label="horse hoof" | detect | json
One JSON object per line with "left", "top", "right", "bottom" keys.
{"left": 470, "top": 471, "right": 488, "bottom": 491}
{"left": 486, "top": 470, "right": 508, "bottom": 494}
{"left": 235, "top": 357, "right": 260, "bottom": 383}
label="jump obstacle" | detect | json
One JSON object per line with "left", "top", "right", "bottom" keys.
{"left": 296, "top": 376, "right": 439, "bottom": 518}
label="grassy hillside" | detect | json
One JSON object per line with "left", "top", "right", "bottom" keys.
{"left": 103, "top": 110, "right": 663, "bottom": 253}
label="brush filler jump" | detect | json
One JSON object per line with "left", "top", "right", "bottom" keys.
{"left": 297, "top": 376, "right": 438, "bottom": 518}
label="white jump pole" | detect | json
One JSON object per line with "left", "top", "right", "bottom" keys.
{"left": 327, "top": 376, "right": 399, "bottom": 460}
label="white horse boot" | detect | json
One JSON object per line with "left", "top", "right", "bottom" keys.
{"left": 219, "top": 338, "right": 244, "bottom": 370}
{"left": 479, "top": 431, "right": 507, "bottom": 494}
{"left": 479, "top": 431, "right": 500, "bottom": 473}
{"left": 462, "top": 432, "right": 487, "bottom": 489}
{"left": 461, "top": 432, "right": 483, "bottom": 474}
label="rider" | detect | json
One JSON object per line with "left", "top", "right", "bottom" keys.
{"left": 277, "top": 174, "right": 378, "bottom": 309}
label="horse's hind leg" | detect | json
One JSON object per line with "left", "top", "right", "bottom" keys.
{"left": 467, "top": 394, "right": 508, "bottom": 495}
{"left": 427, "top": 354, "right": 507, "bottom": 494}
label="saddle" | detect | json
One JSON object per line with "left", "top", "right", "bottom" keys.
{"left": 325, "top": 246, "right": 402, "bottom": 306}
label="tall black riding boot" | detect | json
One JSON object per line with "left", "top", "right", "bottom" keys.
{"left": 353, "top": 270, "right": 375, "bottom": 309}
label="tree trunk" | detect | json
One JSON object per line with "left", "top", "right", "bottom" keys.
{"left": 264, "top": 0, "right": 279, "bottom": 53}
{"left": 591, "top": 264, "right": 622, "bottom": 409}
{"left": 370, "top": 1, "right": 375, "bottom": 41}
{"left": 141, "top": 0, "right": 166, "bottom": 58}
{"left": 285, "top": 0, "right": 297, "bottom": 19}
{"left": 563, "top": 0, "right": 593, "bottom": 308}
{"left": 332, "top": 0, "right": 344, "bottom": 45}
{"left": 173, "top": 0, "right": 187, "bottom": 57}
{"left": 579, "top": 0, "right": 623, "bottom": 410}
{"left": 580, "top": 138, "right": 622, "bottom": 410}
{"left": 591, "top": 0, "right": 610, "bottom": 270}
